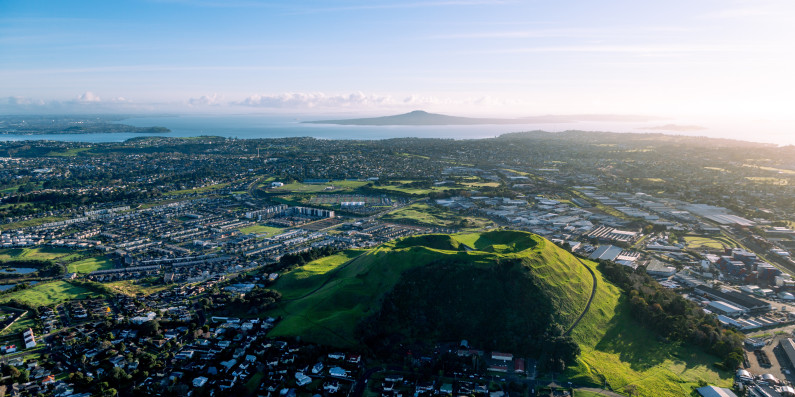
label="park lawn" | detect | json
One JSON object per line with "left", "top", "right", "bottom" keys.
{"left": 0, "top": 217, "right": 68, "bottom": 231}
{"left": 745, "top": 176, "right": 788, "bottom": 185}
{"left": 381, "top": 203, "right": 493, "bottom": 229}
{"left": 273, "top": 180, "right": 368, "bottom": 194}
{"left": 0, "top": 246, "right": 81, "bottom": 262}
{"left": 462, "top": 182, "right": 500, "bottom": 188}
{"left": 0, "top": 311, "right": 35, "bottom": 337}
{"left": 239, "top": 224, "right": 285, "bottom": 237}
{"left": 703, "top": 167, "right": 729, "bottom": 172}
{"left": 370, "top": 183, "right": 455, "bottom": 195}
{"left": 164, "top": 182, "right": 231, "bottom": 196}
{"left": 742, "top": 164, "right": 795, "bottom": 175}
{"left": 0, "top": 281, "right": 98, "bottom": 306}
{"left": 683, "top": 236, "right": 726, "bottom": 250}
{"left": 397, "top": 152, "right": 430, "bottom": 159}
{"left": 67, "top": 256, "right": 114, "bottom": 273}
{"left": 46, "top": 147, "right": 92, "bottom": 157}
{"left": 105, "top": 280, "right": 172, "bottom": 296}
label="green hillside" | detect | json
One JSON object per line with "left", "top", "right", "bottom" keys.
{"left": 267, "top": 230, "right": 732, "bottom": 397}
{"left": 268, "top": 231, "right": 593, "bottom": 348}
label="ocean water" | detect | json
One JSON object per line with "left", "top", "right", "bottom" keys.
{"left": 0, "top": 114, "right": 792, "bottom": 145}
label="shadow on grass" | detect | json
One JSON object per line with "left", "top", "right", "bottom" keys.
{"left": 593, "top": 297, "right": 672, "bottom": 371}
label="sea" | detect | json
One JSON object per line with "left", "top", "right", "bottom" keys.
{"left": 0, "top": 114, "right": 792, "bottom": 146}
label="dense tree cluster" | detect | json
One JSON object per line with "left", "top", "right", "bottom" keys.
{"left": 241, "top": 287, "right": 282, "bottom": 312}
{"left": 276, "top": 246, "right": 339, "bottom": 270}
{"left": 598, "top": 260, "right": 744, "bottom": 368}
{"left": 357, "top": 258, "right": 579, "bottom": 371}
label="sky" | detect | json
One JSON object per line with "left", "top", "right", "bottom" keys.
{"left": 2, "top": 0, "right": 795, "bottom": 135}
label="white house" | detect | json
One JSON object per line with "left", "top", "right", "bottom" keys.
{"left": 23, "top": 328, "right": 36, "bottom": 349}
{"left": 328, "top": 367, "right": 347, "bottom": 378}
{"left": 193, "top": 376, "right": 209, "bottom": 387}
{"left": 295, "top": 372, "right": 312, "bottom": 386}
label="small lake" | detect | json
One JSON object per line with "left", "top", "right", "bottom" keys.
{"left": 0, "top": 281, "right": 39, "bottom": 291}
{"left": 0, "top": 267, "right": 37, "bottom": 274}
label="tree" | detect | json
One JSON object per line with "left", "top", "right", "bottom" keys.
{"left": 140, "top": 320, "right": 160, "bottom": 337}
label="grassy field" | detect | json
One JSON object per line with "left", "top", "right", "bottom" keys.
{"left": 0, "top": 217, "right": 68, "bottom": 231}
{"left": 0, "top": 309, "right": 35, "bottom": 337}
{"left": 238, "top": 224, "right": 285, "bottom": 237}
{"left": 46, "top": 147, "right": 92, "bottom": 157}
{"left": 67, "top": 256, "right": 114, "bottom": 273}
{"left": 164, "top": 182, "right": 231, "bottom": 196}
{"left": 462, "top": 181, "right": 501, "bottom": 188}
{"left": 370, "top": 183, "right": 456, "bottom": 195}
{"left": 105, "top": 279, "right": 172, "bottom": 296}
{"left": 0, "top": 281, "right": 98, "bottom": 306}
{"left": 703, "top": 167, "right": 729, "bottom": 172}
{"left": 683, "top": 236, "right": 727, "bottom": 250}
{"left": 0, "top": 246, "right": 82, "bottom": 262}
{"left": 273, "top": 180, "right": 368, "bottom": 193}
{"left": 381, "top": 203, "right": 493, "bottom": 229}
{"left": 0, "top": 311, "right": 38, "bottom": 350}
{"left": 742, "top": 164, "right": 795, "bottom": 175}
{"left": 745, "top": 176, "right": 789, "bottom": 185}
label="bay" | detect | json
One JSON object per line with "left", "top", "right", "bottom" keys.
{"left": 0, "top": 114, "right": 791, "bottom": 146}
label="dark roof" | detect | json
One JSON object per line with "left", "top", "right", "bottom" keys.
{"left": 695, "top": 286, "right": 770, "bottom": 311}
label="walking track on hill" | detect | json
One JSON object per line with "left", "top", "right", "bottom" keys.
{"left": 564, "top": 256, "right": 597, "bottom": 336}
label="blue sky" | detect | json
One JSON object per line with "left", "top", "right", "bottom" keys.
{"left": 1, "top": 0, "right": 794, "bottom": 126}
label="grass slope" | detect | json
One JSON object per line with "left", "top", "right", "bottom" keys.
{"left": 0, "top": 281, "right": 97, "bottom": 306}
{"left": 564, "top": 259, "right": 732, "bottom": 397}
{"left": 270, "top": 230, "right": 732, "bottom": 397}
{"left": 268, "top": 231, "right": 592, "bottom": 348}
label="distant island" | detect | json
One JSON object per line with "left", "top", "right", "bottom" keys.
{"left": 305, "top": 110, "right": 662, "bottom": 126}
{"left": 0, "top": 115, "right": 171, "bottom": 135}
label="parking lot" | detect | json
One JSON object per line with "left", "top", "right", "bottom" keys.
{"left": 745, "top": 334, "right": 795, "bottom": 384}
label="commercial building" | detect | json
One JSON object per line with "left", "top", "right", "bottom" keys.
{"left": 780, "top": 338, "right": 795, "bottom": 368}
{"left": 694, "top": 286, "right": 771, "bottom": 314}
{"left": 707, "top": 301, "right": 745, "bottom": 317}
{"left": 695, "top": 385, "right": 737, "bottom": 397}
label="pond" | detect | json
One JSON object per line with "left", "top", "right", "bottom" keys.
{"left": 0, "top": 267, "right": 37, "bottom": 274}
{"left": 0, "top": 281, "right": 39, "bottom": 291}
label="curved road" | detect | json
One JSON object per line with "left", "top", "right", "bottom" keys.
{"left": 564, "top": 256, "right": 597, "bottom": 336}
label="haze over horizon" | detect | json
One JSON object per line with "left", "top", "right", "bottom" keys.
{"left": 1, "top": 0, "right": 794, "bottom": 144}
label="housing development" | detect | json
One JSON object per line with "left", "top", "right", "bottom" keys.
{"left": 0, "top": 131, "right": 793, "bottom": 397}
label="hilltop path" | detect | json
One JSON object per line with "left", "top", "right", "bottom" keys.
{"left": 564, "top": 255, "right": 597, "bottom": 335}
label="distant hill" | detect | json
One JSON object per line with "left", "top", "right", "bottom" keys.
{"left": 304, "top": 110, "right": 531, "bottom": 126}
{"left": 305, "top": 110, "right": 664, "bottom": 126}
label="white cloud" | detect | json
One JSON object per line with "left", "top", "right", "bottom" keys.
{"left": 76, "top": 91, "right": 101, "bottom": 103}
{"left": 237, "top": 92, "right": 396, "bottom": 108}
{"left": 188, "top": 94, "right": 224, "bottom": 106}
{"left": 5, "top": 96, "right": 46, "bottom": 106}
